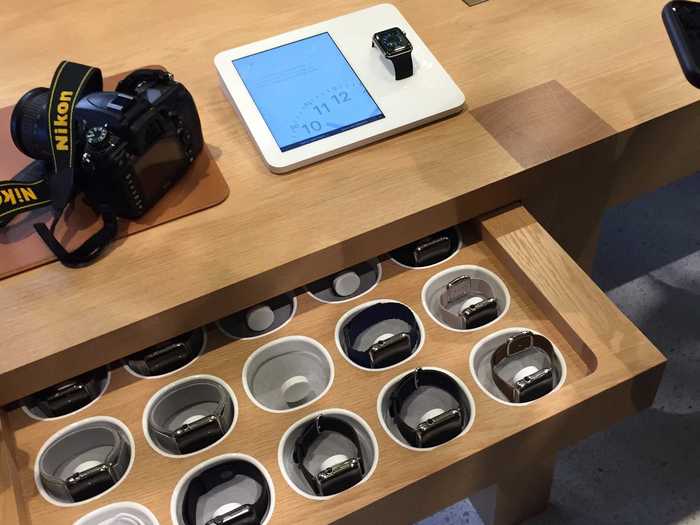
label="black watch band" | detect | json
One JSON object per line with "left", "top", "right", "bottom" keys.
{"left": 342, "top": 302, "right": 420, "bottom": 369}
{"left": 490, "top": 331, "right": 556, "bottom": 403}
{"left": 293, "top": 415, "right": 365, "bottom": 496}
{"left": 30, "top": 368, "right": 105, "bottom": 418}
{"left": 126, "top": 327, "right": 205, "bottom": 376}
{"left": 183, "top": 460, "right": 270, "bottom": 525}
{"left": 389, "top": 368, "right": 467, "bottom": 448}
{"left": 390, "top": 52, "right": 413, "bottom": 80}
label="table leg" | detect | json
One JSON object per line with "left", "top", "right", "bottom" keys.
{"left": 472, "top": 455, "right": 555, "bottom": 525}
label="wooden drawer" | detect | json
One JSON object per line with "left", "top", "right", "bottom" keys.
{"left": 0, "top": 206, "right": 665, "bottom": 525}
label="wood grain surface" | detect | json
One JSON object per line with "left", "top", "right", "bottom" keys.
{"left": 3, "top": 207, "right": 664, "bottom": 525}
{"left": 0, "top": 0, "right": 694, "bottom": 406}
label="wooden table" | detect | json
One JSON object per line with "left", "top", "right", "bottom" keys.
{"left": 0, "top": 0, "right": 688, "bottom": 523}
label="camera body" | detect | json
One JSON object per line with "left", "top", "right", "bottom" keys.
{"left": 11, "top": 69, "right": 203, "bottom": 219}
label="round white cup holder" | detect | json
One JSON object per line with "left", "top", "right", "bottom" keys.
{"left": 278, "top": 409, "right": 379, "bottom": 500}
{"left": 377, "top": 367, "right": 475, "bottom": 451}
{"left": 35, "top": 416, "right": 135, "bottom": 507}
{"left": 75, "top": 502, "right": 159, "bottom": 525}
{"left": 470, "top": 327, "right": 567, "bottom": 406}
{"left": 242, "top": 336, "right": 334, "bottom": 413}
{"left": 422, "top": 265, "right": 510, "bottom": 332}
{"left": 170, "top": 453, "right": 275, "bottom": 525}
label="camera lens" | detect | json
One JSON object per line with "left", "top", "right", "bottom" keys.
{"left": 10, "top": 87, "right": 52, "bottom": 161}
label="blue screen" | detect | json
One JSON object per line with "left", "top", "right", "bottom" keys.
{"left": 233, "top": 32, "right": 384, "bottom": 152}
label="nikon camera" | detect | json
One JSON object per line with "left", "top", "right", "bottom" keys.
{"left": 10, "top": 68, "right": 203, "bottom": 219}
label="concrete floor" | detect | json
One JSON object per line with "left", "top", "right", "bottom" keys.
{"left": 418, "top": 172, "right": 700, "bottom": 525}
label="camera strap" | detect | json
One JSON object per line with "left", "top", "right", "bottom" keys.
{"left": 29, "top": 61, "right": 120, "bottom": 267}
{"left": 0, "top": 161, "right": 53, "bottom": 227}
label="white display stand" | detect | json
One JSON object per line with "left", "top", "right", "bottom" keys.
{"left": 214, "top": 3, "right": 465, "bottom": 172}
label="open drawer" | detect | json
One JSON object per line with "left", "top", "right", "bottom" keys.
{"left": 0, "top": 206, "right": 665, "bottom": 525}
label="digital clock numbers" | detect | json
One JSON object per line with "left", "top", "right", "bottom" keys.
{"left": 233, "top": 32, "right": 384, "bottom": 152}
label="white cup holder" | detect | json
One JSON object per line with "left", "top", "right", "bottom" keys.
{"left": 217, "top": 293, "right": 297, "bottom": 340}
{"left": 335, "top": 300, "right": 425, "bottom": 371}
{"left": 390, "top": 227, "right": 462, "bottom": 269}
{"left": 377, "top": 367, "right": 475, "bottom": 451}
{"left": 470, "top": 327, "right": 567, "bottom": 406}
{"left": 242, "top": 336, "right": 334, "bottom": 412}
{"left": 35, "top": 417, "right": 135, "bottom": 506}
{"left": 171, "top": 454, "right": 275, "bottom": 525}
{"left": 75, "top": 502, "right": 159, "bottom": 525}
{"left": 422, "top": 265, "right": 510, "bottom": 332}
{"left": 143, "top": 375, "right": 237, "bottom": 457}
{"left": 278, "top": 409, "right": 379, "bottom": 500}
{"left": 306, "top": 259, "right": 382, "bottom": 303}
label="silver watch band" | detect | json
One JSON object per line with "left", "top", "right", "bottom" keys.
{"left": 148, "top": 380, "right": 233, "bottom": 454}
{"left": 438, "top": 275, "right": 497, "bottom": 329}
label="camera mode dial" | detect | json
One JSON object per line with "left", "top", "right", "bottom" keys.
{"left": 86, "top": 126, "right": 109, "bottom": 148}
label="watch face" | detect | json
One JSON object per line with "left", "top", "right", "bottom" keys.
{"left": 375, "top": 28, "right": 412, "bottom": 57}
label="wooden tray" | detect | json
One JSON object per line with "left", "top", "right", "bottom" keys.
{"left": 0, "top": 206, "right": 665, "bottom": 525}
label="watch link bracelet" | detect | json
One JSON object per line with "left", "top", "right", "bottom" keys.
{"left": 183, "top": 460, "right": 270, "bottom": 525}
{"left": 39, "top": 423, "right": 131, "bottom": 502}
{"left": 389, "top": 368, "right": 467, "bottom": 448}
{"left": 148, "top": 380, "right": 234, "bottom": 454}
{"left": 438, "top": 275, "right": 499, "bottom": 329}
{"left": 372, "top": 27, "right": 414, "bottom": 80}
{"left": 293, "top": 415, "right": 366, "bottom": 496}
{"left": 29, "top": 368, "right": 106, "bottom": 417}
{"left": 126, "top": 327, "right": 205, "bottom": 376}
{"left": 342, "top": 302, "right": 420, "bottom": 369}
{"left": 491, "top": 331, "right": 556, "bottom": 403}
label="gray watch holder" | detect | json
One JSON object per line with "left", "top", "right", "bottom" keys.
{"left": 242, "top": 336, "right": 333, "bottom": 412}
{"left": 34, "top": 416, "right": 134, "bottom": 506}
{"left": 470, "top": 327, "right": 567, "bottom": 406}
{"left": 170, "top": 454, "right": 274, "bottom": 525}
{"left": 422, "top": 265, "right": 510, "bottom": 332}
{"left": 144, "top": 375, "right": 236, "bottom": 457}
{"left": 216, "top": 292, "right": 297, "bottom": 340}
{"left": 277, "top": 409, "right": 378, "bottom": 500}
{"left": 377, "top": 367, "right": 475, "bottom": 451}
{"left": 306, "top": 259, "right": 381, "bottom": 303}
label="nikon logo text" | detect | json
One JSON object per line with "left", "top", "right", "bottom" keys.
{"left": 0, "top": 187, "right": 38, "bottom": 205}
{"left": 53, "top": 90, "right": 73, "bottom": 151}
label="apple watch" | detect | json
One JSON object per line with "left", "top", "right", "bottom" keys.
{"left": 183, "top": 460, "right": 270, "bottom": 525}
{"left": 438, "top": 275, "right": 499, "bottom": 329}
{"left": 148, "top": 379, "right": 234, "bottom": 454}
{"left": 372, "top": 27, "right": 414, "bottom": 80}
{"left": 29, "top": 368, "right": 107, "bottom": 418}
{"left": 39, "top": 422, "right": 131, "bottom": 502}
{"left": 293, "top": 415, "right": 365, "bottom": 496}
{"left": 390, "top": 227, "right": 461, "bottom": 267}
{"left": 341, "top": 302, "right": 421, "bottom": 369}
{"left": 491, "top": 331, "right": 556, "bottom": 403}
{"left": 125, "top": 327, "right": 205, "bottom": 376}
{"left": 389, "top": 368, "right": 467, "bottom": 448}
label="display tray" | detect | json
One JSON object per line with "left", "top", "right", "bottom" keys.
{"left": 2, "top": 206, "right": 664, "bottom": 525}
{"left": 0, "top": 66, "right": 229, "bottom": 280}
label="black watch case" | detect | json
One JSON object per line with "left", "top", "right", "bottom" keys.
{"left": 373, "top": 27, "right": 413, "bottom": 58}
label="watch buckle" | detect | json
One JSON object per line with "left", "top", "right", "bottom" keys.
{"left": 445, "top": 275, "right": 471, "bottom": 303}
{"left": 505, "top": 331, "right": 535, "bottom": 357}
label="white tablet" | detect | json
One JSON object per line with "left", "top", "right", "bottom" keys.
{"left": 214, "top": 3, "right": 465, "bottom": 173}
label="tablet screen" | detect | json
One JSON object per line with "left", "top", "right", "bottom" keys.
{"left": 233, "top": 32, "right": 384, "bottom": 152}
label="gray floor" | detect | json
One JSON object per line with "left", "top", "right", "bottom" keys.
{"left": 418, "top": 172, "right": 700, "bottom": 525}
